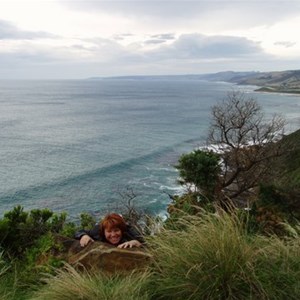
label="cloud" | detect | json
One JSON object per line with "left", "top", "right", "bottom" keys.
{"left": 61, "top": 0, "right": 300, "bottom": 30}
{"left": 144, "top": 33, "right": 176, "bottom": 45}
{"left": 0, "top": 19, "right": 56, "bottom": 40}
{"left": 113, "top": 33, "right": 135, "bottom": 41}
{"left": 0, "top": 2, "right": 298, "bottom": 82}
{"left": 147, "top": 34, "right": 263, "bottom": 60}
{"left": 150, "top": 33, "right": 175, "bottom": 40}
{"left": 274, "top": 41, "right": 296, "bottom": 48}
{"left": 144, "top": 39, "right": 167, "bottom": 45}
{"left": 0, "top": 32, "right": 271, "bottom": 79}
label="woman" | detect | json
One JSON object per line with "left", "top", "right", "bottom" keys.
{"left": 75, "top": 213, "right": 144, "bottom": 248}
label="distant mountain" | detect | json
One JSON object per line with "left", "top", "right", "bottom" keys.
{"left": 88, "top": 72, "right": 257, "bottom": 82}
{"left": 198, "top": 71, "right": 259, "bottom": 82}
{"left": 207, "top": 70, "right": 300, "bottom": 94}
{"left": 89, "top": 70, "right": 300, "bottom": 94}
{"left": 89, "top": 74, "right": 210, "bottom": 81}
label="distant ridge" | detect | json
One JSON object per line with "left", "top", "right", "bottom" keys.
{"left": 228, "top": 70, "right": 300, "bottom": 94}
{"left": 88, "top": 71, "right": 257, "bottom": 82}
{"left": 88, "top": 74, "right": 218, "bottom": 81}
{"left": 88, "top": 70, "right": 300, "bottom": 94}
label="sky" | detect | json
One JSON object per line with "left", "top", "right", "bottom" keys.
{"left": 1, "top": 0, "right": 300, "bottom": 79}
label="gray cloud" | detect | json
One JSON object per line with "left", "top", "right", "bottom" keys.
{"left": 0, "top": 20, "right": 57, "bottom": 40}
{"left": 274, "top": 41, "right": 296, "bottom": 48}
{"left": 83, "top": 37, "right": 128, "bottom": 56}
{"left": 113, "top": 33, "right": 135, "bottom": 41}
{"left": 148, "top": 34, "right": 263, "bottom": 60}
{"left": 0, "top": 33, "right": 266, "bottom": 66}
{"left": 144, "top": 39, "right": 167, "bottom": 44}
{"left": 150, "top": 33, "right": 175, "bottom": 40}
{"left": 0, "top": 30, "right": 293, "bottom": 79}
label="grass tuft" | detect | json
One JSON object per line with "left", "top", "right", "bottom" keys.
{"left": 148, "top": 210, "right": 300, "bottom": 299}
{"left": 31, "top": 263, "right": 151, "bottom": 300}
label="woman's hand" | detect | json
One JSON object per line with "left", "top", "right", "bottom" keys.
{"left": 117, "top": 240, "right": 142, "bottom": 249}
{"left": 80, "top": 234, "right": 94, "bottom": 247}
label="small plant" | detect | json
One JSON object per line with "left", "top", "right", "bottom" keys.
{"left": 79, "top": 212, "right": 96, "bottom": 230}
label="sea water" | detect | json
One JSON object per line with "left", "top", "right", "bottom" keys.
{"left": 0, "top": 79, "right": 299, "bottom": 218}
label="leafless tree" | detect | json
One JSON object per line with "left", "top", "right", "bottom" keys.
{"left": 208, "top": 90, "right": 286, "bottom": 202}
{"left": 112, "top": 186, "right": 148, "bottom": 232}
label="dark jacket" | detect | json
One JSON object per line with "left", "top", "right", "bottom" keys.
{"left": 74, "top": 223, "right": 144, "bottom": 246}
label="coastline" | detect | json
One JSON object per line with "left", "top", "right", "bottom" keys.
{"left": 254, "top": 86, "right": 300, "bottom": 95}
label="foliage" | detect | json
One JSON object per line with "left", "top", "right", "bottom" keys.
{"left": 148, "top": 210, "right": 300, "bottom": 300}
{"left": 58, "top": 221, "right": 77, "bottom": 238}
{"left": 0, "top": 206, "right": 79, "bottom": 299}
{"left": 0, "top": 257, "right": 36, "bottom": 300}
{"left": 31, "top": 264, "right": 151, "bottom": 300}
{"left": 0, "top": 250, "right": 9, "bottom": 277}
{"left": 24, "top": 233, "right": 64, "bottom": 271}
{"left": 243, "top": 184, "right": 300, "bottom": 236}
{"left": 176, "top": 150, "right": 220, "bottom": 198}
{"left": 79, "top": 212, "right": 96, "bottom": 230}
{"left": 0, "top": 206, "right": 69, "bottom": 257}
{"left": 166, "top": 192, "right": 216, "bottom": 229}
{"left": 1, "top": 208, "right": 300, "bottom": 299}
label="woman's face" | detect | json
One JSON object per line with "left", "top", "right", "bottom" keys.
{"left": 104, "top": 227, "right": 122, "bottom": 245}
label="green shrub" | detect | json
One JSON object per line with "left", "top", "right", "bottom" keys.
{"left": 176, "top": 150, "right": 220, "bottom": 198}
{"left": 0, "top": 206, "right": 70, "bottom": 257}
{"left": 24, "top": 233, "right": 57, "bottom": 268}
{"left": 79, "top": 212, "right": 96, "bottom": 230}
{"left": 258, "top": 184, "right": 300, "bottom": 221}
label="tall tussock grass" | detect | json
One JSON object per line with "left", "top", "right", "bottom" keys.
{"left": 148, "top": 210, "right": 300, "bottom": 299}
{"left": 31, "top": 264, "right": 151, "bottom": 300}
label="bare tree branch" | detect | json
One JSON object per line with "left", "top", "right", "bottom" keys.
{"left": 208, "top": 90, "right": 286, "bottom": 201}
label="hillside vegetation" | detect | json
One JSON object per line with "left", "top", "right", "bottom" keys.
{"left": 214, "top": 70, "right": 300, "bottom": 94}
{"left": 273, "top": 128, "right": 300, "bottom": 186}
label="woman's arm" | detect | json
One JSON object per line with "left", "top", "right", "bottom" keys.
{"left": 125, "top": 224, "right": 145, "bottom": 244}
{"left": 117, "top": 224, "right": 145, "bottom": 248}
{"left": 74, "top": 224, "right": 100, "bottom": 247}
{"left": 117, "top": 239, "right": 142, "bottom": 249}
{"left": 79, "top": 234, "right": 94, "bottom": 247}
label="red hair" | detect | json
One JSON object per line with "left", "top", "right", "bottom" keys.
{"left": 99, "top": 213, "right": 126, "bottom": 237}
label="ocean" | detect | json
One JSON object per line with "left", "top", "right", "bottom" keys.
{"left": 0, "top": 79, "right": 299, "bottom": 219}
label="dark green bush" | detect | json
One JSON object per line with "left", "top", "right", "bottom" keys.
{"left": 79, "top": 212, "right": 96, "bottom": 230}
{"left": 0, "top": 206, "right": 70, "bottom": 257}
{"left": 176, "top": 150, "right": 220, "bottom": 198}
